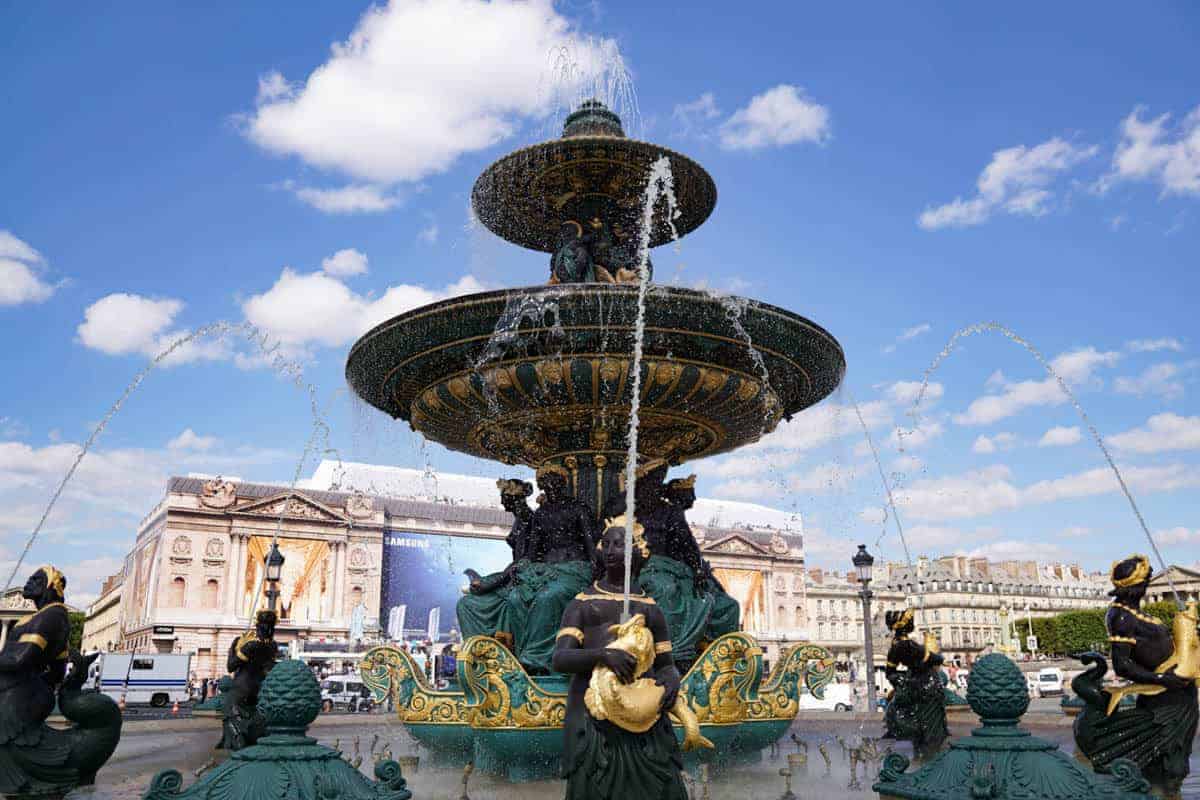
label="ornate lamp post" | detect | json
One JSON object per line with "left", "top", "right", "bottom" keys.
{"left": 264, "top": 543, "right": 285, "bottom": 614}
{"left": 853, "top": 544, "right": 877, "bottom": 714}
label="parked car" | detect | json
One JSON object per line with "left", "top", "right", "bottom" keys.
{"left": 1025, "top": 673, "right": 1041, "bottom": 698}
{"left": 94, "top": 652, "right": 192, "bottom": 707}
{"left": 320, "top": 673, "right": 373, "bottom": 712}
{"left": 798, "top": 682, "right": 853, "bottom": 712}
{"left": 1036, "top": 667, "right": 1064, "bottom": 697}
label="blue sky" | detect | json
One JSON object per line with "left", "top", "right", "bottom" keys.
{"left": 2, "top": 1, "right": 1198, "bottom": 604}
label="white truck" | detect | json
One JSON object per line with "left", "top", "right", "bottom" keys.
{"left": 93, "top": 653, "right": 192, "bottom": 707}
{"left": 798, "top": 682, "right": 854, "bottom": 712}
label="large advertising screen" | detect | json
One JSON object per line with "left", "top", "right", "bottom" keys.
{"left": 380, "top": 530, "right": 511, "bottom": 644}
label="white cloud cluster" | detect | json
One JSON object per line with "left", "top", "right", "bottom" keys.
{"left": 672, "top": 92, "right": 720, "bottom": 137}
{"left": 1114, "top": 362, "right": 1189, "bottom": 400}
{"left": 167, "top": 428, "right": 217, "bottom": 452}
{"left": 954, "top": 347, "right": 1119, "bottom": 425}
{"left": 0, "top": 231, "right": 58, "bottom": 307}
{"left": 1155, "top": 527, "right": 1200, "bottom": 545}
{"left": 1105, "top": 105, "right": 1200, "bottom": 196}
{"left": 242, "top": 267, "right": 484, "bottom": 350}
{"left": 321, "top": 248, "right": 369, "bottom": 277}
{"left": 919, "top": 138, "right": 1098, "bottom": 230}
{"left": 719, "top": 85, "right": 831, "bottom": 151}
{"left": 1037, "top": 426, "right": 1081, "bottom": 447}
{"left": 76, "top": 294, "right": 229, "bottom": 366}
{"left": 882, "top": 323, "right": 932, "bottom": 355}
{"left": 894, "top": 461, "right": 1200, "bottom": 521}
{"left": 243, "top": 0, "right": 622, "bottom": 206}
{"left": 885, "top": 379, "right": 943, "bottom": 408}
{"left": 971, "top": 432, "right": 1017, "bottom": 454}
{"left": 1126, "top": 337, "right": 1184, "bottom": 353}
{"left": 1109, "top": 413, "right": 1200, "bottom": 454}
{"left": 710, "top": 462, "right": 858, "bottom": 500}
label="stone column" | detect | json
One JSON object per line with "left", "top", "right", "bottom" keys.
{"left": 225, "top": 533, "right": 241, "bottom": 616}
{"left": 332, "top": 541, "right": 347, "bottom": 624}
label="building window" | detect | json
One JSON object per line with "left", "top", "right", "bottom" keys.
{"left": 204, "top": 579, "right": 220, "bottom": 609}
{"left": 818, "top": 623, "right": 825, "bottom": 639}
{"left": 168, "top": 577, "right": 186, "bottom": 607}
{"left": 794, "top": 607, "right": 803, "bottom": 628}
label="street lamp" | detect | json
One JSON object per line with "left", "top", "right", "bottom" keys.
{"left": 264, "top": 542, "right": 285, "bottom": 614}
{"left": 852, "top": 544, "right": 878, "bottom": 714}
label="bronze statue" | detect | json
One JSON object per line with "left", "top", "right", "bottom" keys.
{"left": 219, "top": 609, "right": 278, "bottom": 750}
{"left": 0, "top": 566, "right": 122, "bottom": 795}
{"left": 464, "top": 479, "right": 534, "bottom": 597}
{"left": 549, "top": 221, "right": 600, "bottom": 284}
{"left": 617, "top": 461, "right": 739, "bottom": 673}
{"left": 458, "top": 466, "right": 597, "bottom": 674}
{"left": 1071, "top": 555, "right": 1197, "bottom": 799}
{"left": 552, "top": 522, "right": 692, "bottom": 800}
{"left": 880, "top": 608, "right": 948, "bottom": 761}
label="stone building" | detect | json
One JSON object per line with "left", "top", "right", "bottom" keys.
{"left": 117, "top": 476, "right": 386, "bottom": 679}
{"left": 881, "top": 555, "right": 1109, "bottom": 661}
{"left": 1145, "top": 564, "right": 1200, "bottom": 605}
{"left": 80, "top": 572, "right": 124, "bottom": 653}
{"left": 802, "top": 568, "right": 905, "bottom": 678}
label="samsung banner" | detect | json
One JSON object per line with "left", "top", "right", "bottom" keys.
{"left": 380, "top": 530, "right": 511, "bottom": 645}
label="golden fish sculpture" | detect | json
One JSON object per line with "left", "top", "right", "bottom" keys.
{"left": 1106, "top": 600, "right": 1200, "bottom": 715}
{"left": 584, "top": 614, "right": 714, "bottom": 751}
{"left": 923, "top": 631, "right": 941, "bottom": 661}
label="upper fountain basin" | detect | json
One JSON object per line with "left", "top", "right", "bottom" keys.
{"left": 346, "top": 284, "right": 844, "bottom": 468}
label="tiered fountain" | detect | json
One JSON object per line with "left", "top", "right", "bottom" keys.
{"left": 347, "top": 101, "right": 846, "bottom": 780}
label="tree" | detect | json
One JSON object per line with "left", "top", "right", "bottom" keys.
{"left": 1142, "top": 601, "right": 1177, "bottom": 627}
{"left": 1012, "top": 616, "right": 1061, "bottom": 655}
{"left": 68, "top": 611, "right": 86, "bottom": 652}
{"left": 1053, "top": 609, "right": 1108, "bottom": 655}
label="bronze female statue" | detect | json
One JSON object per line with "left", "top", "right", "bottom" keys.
{"left": 1072, "top": 555, "right": 1197, "bottom": 799}
{"left": 458, "top": 466, "right": 597, "bottom": 674}
{"left": 458, "top": 479, "right": 535, "bottom": 650}
{"left": 0, "top": 566, "right": 122, "bottom": 795}
{"left": 880, "top": 608, "right": 947, "bottom": 761}
{"left": 552, "top": 522, "right": 690, "bottom": 800}
{"left": 620, "top": 461, "right": 739, "bottom": 673}
{"left": 219, "top": 609, "right": 278, "bottom": 750}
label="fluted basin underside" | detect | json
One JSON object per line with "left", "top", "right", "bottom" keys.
{"left": 346, "top": 284, "right": 845, "bottom": 468}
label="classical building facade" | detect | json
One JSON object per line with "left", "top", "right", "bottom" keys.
{"left": 81, "top": 572, "right": 124, "bottom": 653}
{"left": 802, "top": 568, "right": 905, "bottom": 677}
{"left": 1145, "top": 565, "right": 1200, "bottom": 605}
{"left": 117, "top": 476, "right": 386, "bottom": 679}
{"left": 881, "top": 556, "right": 1109, "bottom": 660}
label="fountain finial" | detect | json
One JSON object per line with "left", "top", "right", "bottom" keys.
{"left": 562, "top": 99, "right": 625, "bottom": 139}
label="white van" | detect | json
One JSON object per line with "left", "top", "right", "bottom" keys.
{"left": 96, "top": 653, "right": 192, "bottom": 707}
{"left": 1036, "top": 667, "right": 1064, "bottom": 697}
{"left": 798, "top": 682, "right": 853, "bottom": 712}
{"left": 320, "top": 673, "right": 373, "bottom": 712}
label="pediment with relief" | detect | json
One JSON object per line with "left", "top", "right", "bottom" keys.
{"left": 232, "top": 492, "right": 347, "bottom": 523}
{"left": 703, "top": 534, "right": 766, "bottom": 555}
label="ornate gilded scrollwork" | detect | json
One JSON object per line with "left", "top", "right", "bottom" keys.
{"left": 359, "top": 646, "right": 467, "bottom": 725}
{"left": 456, "top": 636, "right": 567, "bottom": 730}
{"left": 679, "top": 633, "right": 763, "bottom": 725}
{"left": 745, "top": 643, "right": 835, "bottom": 721}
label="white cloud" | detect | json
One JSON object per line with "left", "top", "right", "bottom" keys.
{"left": 966, "top": 539, "right": 1072, "bottom": 563}
{"left": 882, "top": 323, "right": 932, "bottom": 354}
{"left": 718, "top": 85, "right": 831, "bottom": 151}
{"left": 242, "top": 0, "right": 622, "bottom": 185}
{"left": 76, "top": 293, "right": 229, "bottom": 366}
{"left": 289, "top": 183, "right": 405, "bottom": 214}
{"left": 1126, "top": 337, "right": 1184, "bottom": 353}
{"left": 1059, "top": 525, "right": 1092, "bottom": 538}
{"left": 1154, "top": 527, "right": 1200, "bottom": 545}
{"left": 885, "top": 380, "right": 943, "bottom": 407}
{"left": 1114, "top": 362, "right": 1189, "bottom": 400}
{"left": 894, "top": 462, "right": 1200, "bottom": 521}
{"left": 1038, "top": 426, "right": 1082, "bottom": 447}
{"left": 167, "top": 428, "right": 217, "bottom": 452}
{"left": 321, "top": 248, "right": 369, "bottom": 277}
{"left": 417, "top": 223, "right": 440, "bottom": 245}
{"left": 888, "top": 421, "right": 944, "bottom": 451}
{"left": 1104, "top": 105, "right": 1200, "bottom": 196}
{"left": 919, "top": 137, "right": 1098, "bottom": 230}
{"left": 972, "top": 432, "right": 1017, "bottom": 454}
{"left": 242, "top": 267, "right": 484, "bottom": 351}
{"left": 1109, "top": 413, "right": 1200, "bottom": 454}
{"left": 954, "top": 346, "right": 1119, "bottom": 425}
{"left": 710, "top": 462, "right": 858, "bottom": 500}
{"left": 672, "top": 92, "right": 720, "bottom": 136}
{"left": 0, "top": 231, "right": 57, "bottom": 307}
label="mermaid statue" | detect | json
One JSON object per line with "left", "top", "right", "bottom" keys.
{"left": 880, "top": 608, "right": 948, "bottom": 761}
{"left": 459, "top": 465, "right": 597, "bottom": 674}
{"left": 614, "top": 461, "right": 739, "bottom": 673}
{"left": 0, "top": 566, "right": 122, "bottom": 795}
{"left": 218, "top": 609, "right": 278, "bottom": 751}
{"left": 552, "top": 521, "right": 696, "bottom": 800}
{"left": 1071, "top": 554, "right": 1198, "bottom": 800}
